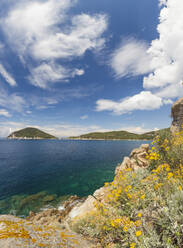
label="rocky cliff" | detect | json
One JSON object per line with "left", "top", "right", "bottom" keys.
{"left": 171, "top": 98, "right": 183, "bottom": 133}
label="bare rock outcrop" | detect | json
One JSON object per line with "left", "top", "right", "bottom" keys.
{"left": 27, "top": 195, "right": 85, "bottom": 225}
{"left": 69, "top": 144, "right": 150, "bottom": 221}
{"left": 171, "top": 98, "right": 183, "bottom": 133}
{"left": 115, "top": 143, "right": 149, "bottom": 175}
{"left": 0, "top": 212, "right": 94, "bottom": 248}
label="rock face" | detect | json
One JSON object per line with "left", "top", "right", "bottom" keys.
{"left": 69, "top": 144, "right": 150, "bottom": 221}
{"left": 171, "top": 98, "right": 183, "bottom": 133}
{"left": 115, "top": 144, "right": 149, "bottom": 174}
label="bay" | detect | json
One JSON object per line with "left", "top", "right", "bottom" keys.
{"left": 0, "top": 139, "right": 150, "bottom": 215}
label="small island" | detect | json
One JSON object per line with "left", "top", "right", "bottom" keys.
{"left": 8, "top": 127, "right": 58, "bottom": 140}
{"left": 69, "top": 128, "right": 170, "bottom": 140}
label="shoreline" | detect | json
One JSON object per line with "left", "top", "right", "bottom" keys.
{"left": 68, "top": 138, "right": 151, "bottom": 141}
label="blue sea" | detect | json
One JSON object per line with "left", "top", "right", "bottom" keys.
{"left": 0, "top": 139, "right": 150, "bottom": 216}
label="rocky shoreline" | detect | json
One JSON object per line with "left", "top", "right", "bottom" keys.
{"left": 0, "top": 143, "right": 150, "bottom": 247}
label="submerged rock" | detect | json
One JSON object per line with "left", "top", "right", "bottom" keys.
{"left": 27, "top": 195, "right": 85, "bottom": 225}
{"left": 42, "top": 194, "right": 56, "bottom": 203}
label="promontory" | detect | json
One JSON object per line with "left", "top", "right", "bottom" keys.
{"left": 8, "top": 127, "right": 57, "bottom": 140}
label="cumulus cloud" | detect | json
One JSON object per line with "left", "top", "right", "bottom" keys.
{"left": 103, "top": 0, "right": 183, "bottom": 115}
{"left": 143, "top": 0, "right": 183, "bottom": 94}
{"left": 110, "top": 0, "right": 183, "bottom": 94}
{"left": 110, "top": 38, "right": 152, "bottom": 78}
{"left": 0, "top": 109, "right": 11, "bottom": 117}
{"left": 1, "top": 0, "right": 107, "bottom": 88}
{"left": 96, "top": 91, "right": 163, "bottom": 115}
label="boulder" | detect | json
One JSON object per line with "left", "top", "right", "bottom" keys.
{"left": 171, "top": 98, "right": 183, "bottom": 133}
{"left": 69, "top": 196, "right": 97, "bottom": 219}
{"left": 115, "top": 144, "right": 149, "bottom": 174}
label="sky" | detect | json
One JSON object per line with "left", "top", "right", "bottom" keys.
{"left": 0, "top": 0, "right": 182, "bottom": 137}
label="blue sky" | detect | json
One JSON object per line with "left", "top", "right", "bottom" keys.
{"left": 0, "top": 0, "right": 181, "bottom": 137}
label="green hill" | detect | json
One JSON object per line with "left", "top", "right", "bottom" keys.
{"left": 69, "top": 128, "right": 170, "bottom": 140}
{"left": 8, "top": 127, "right": 57, "bottom": 140}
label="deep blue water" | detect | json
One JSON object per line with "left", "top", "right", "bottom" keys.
{"left": 0, "top": 139, "right": 150, "bottom": 215}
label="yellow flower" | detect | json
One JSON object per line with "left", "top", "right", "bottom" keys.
{"left": 137, "top": 213, "right": 142, "bottom": 218}
{"left": 128, "top": 193, "right": 132, "bottom": 199}
{"left": 135, "top": 220, "right": 142, "bottom": 227}
{"left": 130, "top": 242, "right": 136, "bottom": 248}
{"left": 140, "top": 194, "right": 145, "bottom": 200}
{"left": 123, "top": 226, "right": 128, "bottom": 232}
{"left": 178, "top": 185, "right": 182, "bottom": 191}
{"left": 167, "top": 172, "right": 173, "bottom": 179}
{"left": 136, "top": 230, "right": 142, "bottom": 237}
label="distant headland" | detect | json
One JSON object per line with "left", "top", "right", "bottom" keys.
{"left": 69, "top": 128, "right": 170, "bottom": 140}
{"left": 8, "top": 127, "right": 58, "bottom": 140}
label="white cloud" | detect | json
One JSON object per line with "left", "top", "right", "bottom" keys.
{"left": 0, "top": 109, "right": 11, "bottom": 117}
{"left": 1, "top": 0, "right": 107, "bottom": 88}
{"left": 0, "top": 64, "right": 17, "bottom": 86}
{"left": 142, "top": 0, "right": 183, "bottom": 95}
{"left": 28, "top": 62, "right": 84, "bottom": 88}
{"left": 32, "top": 13, "right": 108, "bottom": 60}
{"left": 80, "top": 115, "right": 88, "bottom": 120}
{"left": 72, "top": 69, "right": 85, "bottom": 76}
{"left": 156, "top": 83, "right": 183, "bottom": 99}
{"left": 2, "top": 0, "right": 75, "bottom": 57}
{"left": 104, "top": 0, "right": 183, "bottom": 115}
{"left": 110, "top": 38, "right": 152, "bottom": 78}
{"left": 120, "top": 126, "right": 159, "bottom": 134}
{"left": 110, "top": 0, "right": 183, "bottom": 94}
{"left": 0, "top": 89, "right": 26, "bottom": 112}
{"left": 96, "top": 91, "right": 163, "bottom": 115}
{"left": 0, "top": 121, "right": 27, "bottom": 137}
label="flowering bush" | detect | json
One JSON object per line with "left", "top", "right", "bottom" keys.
{"left": 72, "top": 129, "right": 183, "bottom": 247}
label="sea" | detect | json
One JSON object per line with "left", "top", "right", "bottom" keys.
{"left": 0, "top": 139, "right": 150, "bottom": 216}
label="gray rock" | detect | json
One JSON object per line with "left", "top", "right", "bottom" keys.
{"left": 171, "top": 98, "right": 183, "bottom": 133}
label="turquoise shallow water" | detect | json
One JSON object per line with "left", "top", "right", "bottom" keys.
{"left": 0, "top": 139, "right": 150, "bottom": 216}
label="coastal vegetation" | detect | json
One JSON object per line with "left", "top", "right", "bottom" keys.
{"left": 71, "top": 128, "right": 183, "bottom": 247}
{"left": 8, "top": 127, "right": 57, "bottom": 140}
{"left": 70, "top": 128, "right": 170, "bottom": 140}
